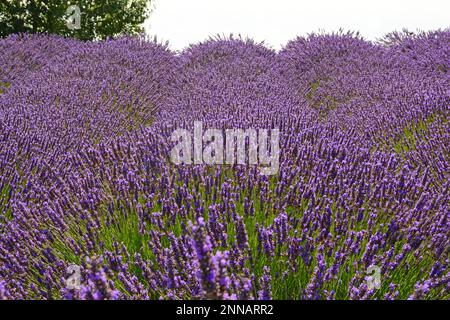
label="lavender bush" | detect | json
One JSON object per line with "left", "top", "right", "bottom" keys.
{"left": 0, "top": 30, "right": 448, "bottom": 300}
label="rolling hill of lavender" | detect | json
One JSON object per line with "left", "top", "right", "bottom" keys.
{"left": 0, "top": 30, "right": 449, "bottom": 300}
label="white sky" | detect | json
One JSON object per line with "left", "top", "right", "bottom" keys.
{"left": 144, "top": 0, "right": 449, "bottom": 51}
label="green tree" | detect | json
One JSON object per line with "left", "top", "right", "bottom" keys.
{"left": 0, "top": 0, "right": 151, "bottom": 40}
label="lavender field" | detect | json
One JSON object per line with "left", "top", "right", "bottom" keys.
{"left": 0, "top": 30, "right": 449, "bottom": 300}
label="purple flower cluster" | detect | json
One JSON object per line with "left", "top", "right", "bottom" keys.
{"left": 0, "top": 30, "right": 449, "bottom": 300}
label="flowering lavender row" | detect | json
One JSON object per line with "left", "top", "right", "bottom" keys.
{"left": 0, "top": 30, "right": 449, "bottom": 300}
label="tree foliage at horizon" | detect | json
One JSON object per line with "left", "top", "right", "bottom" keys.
{"left": 0, "top": 0, "right": 151, "bottom": 40}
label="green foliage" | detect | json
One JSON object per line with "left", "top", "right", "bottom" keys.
{"left": 391, "top": 114, "right": 438, "bottom": 155}
{"left": 0, "top": 81, "right": 10, "bottom": 94}
{"left": 0, "top": 0, "right": 151, "bottom": 40}
{"left": 0, "top": 184, "right": 12, "bottom": 221}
